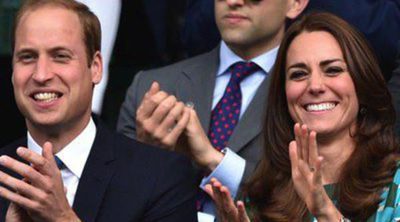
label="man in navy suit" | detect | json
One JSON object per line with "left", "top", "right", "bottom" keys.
{"left": 0, "top": 0, "right": 197, "bottom": 221}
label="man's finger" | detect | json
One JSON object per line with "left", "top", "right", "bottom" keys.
{"left": 137, "top": 89, "right": 168, "bottom": 120}
{"left": 16, "top": 147, "right": 46, "bottom": 170}
{"left": 150, "top": 95, "right": 177, "bottom": 124}
{"left": 42, "top": 142, "right": 61, "bottom": 177}
{"left": 169, "top": 106, "right": 190, "bottom": 136}
{"left": 0, "top": 185, "right": 38, "bottom": 210}
{"left": 154, "top": 101, "right": 185, "bottom": 138}
{"left": 161, "top": 106, "right": 190, "bottom": 149}
{"left": 0, "top": 156, "right": 46, "bottom": 188}
{"left": 16, "top": 144, "right": 55, "bottom": 177}
{"left": 148, "top": 81, "right": 160, "bottom": 96}
{"left": 0, "top": 170, "right": 43, "bottom": 201}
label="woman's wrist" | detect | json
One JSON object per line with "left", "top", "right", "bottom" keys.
{"left": 315, "top": 202, "right": 342, "bottom": 222}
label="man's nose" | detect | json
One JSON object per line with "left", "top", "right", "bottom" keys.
{"left": 32, "top": 57, "right": 53, "bottom": 83}
{"left": 226, "top": 0, "right": 245, "bottom": 7}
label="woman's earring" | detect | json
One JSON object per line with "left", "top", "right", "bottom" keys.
{"left": 359, "top": 106, "right": 367, "bottom": 116}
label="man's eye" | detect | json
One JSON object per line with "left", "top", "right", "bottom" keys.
{"left": 54, "top": 54, "right": 71, "bottom": 62}
{"left": 18, "top": 54, "right": 36, "bottom": 63}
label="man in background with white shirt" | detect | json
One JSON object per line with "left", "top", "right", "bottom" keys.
{"left": 0, "top": 0, "right": 197, "bottom": 221}
{"left": 117, "top": 0, "right": 309, "bottom": 220}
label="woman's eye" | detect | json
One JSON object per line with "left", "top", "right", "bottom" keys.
{"left": 289, "top": 71, "right": 307, "bottom": 80}
{"left": 325, "top": 66, "right": 344, "bottom": 76}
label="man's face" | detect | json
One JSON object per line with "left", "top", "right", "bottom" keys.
{"left": 12, "top": 6, "right": 102, "bottom": 133}
{"left": 215, "top": 0, "right": 292, "bottom": 59}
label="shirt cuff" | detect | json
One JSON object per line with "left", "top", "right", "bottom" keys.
{"left": 199, "top": 148, "right": 246, "bottom": 198}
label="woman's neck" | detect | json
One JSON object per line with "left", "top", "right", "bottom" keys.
{"left": 317, "top": 133, "right": 356, "bottom": 185}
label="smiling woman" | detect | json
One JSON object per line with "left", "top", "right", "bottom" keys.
{"left": 205, "top": 12, "right": 400, "bottom": 222}
{"left": 285, "top": 31, "right": 359, "bottom": 142}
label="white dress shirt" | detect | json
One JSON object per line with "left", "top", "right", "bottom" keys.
{"left": 28, "top": 118, "right": 96, "bottom": 206}
{"left": 198, "top": 41, "right": 278, "bottom": 221}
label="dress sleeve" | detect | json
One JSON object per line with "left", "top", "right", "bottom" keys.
{"left": 372, "top": 167, "right": 400, "bottom": 222}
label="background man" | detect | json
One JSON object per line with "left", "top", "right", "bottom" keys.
{"left": 118, "top": 0, "right": 309, "bottom": 219}
{"left": 0, "top": 0, "right": 197, "bottom": 221}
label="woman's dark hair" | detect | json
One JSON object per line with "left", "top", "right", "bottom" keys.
{"left": 246, "top": 12, "right": 399, "bottom": 221}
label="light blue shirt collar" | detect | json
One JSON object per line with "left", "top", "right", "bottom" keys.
{"left": 27, "top": 118, "right": 96, "bottom": 179}
{"left": 217, "top": 41, "right": 279, "bottom": 76}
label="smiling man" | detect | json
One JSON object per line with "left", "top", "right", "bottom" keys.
{"left": 0, "top": 0, "right": 197, "bottom": 221}
{"left": 118, "top": 0, "right": 309, "bottom": 220}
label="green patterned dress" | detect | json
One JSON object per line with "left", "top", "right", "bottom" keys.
{"left": 310, "top": 167, "right": 400, "bottom": 222}
{"left": 247, "top": 167, "right": 400, "bottom": 221}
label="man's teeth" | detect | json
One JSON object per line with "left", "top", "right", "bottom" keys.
{"left": 34, "top": 92, "right": 59, "bottom": 102}
{"left": 306, "top": 103, "right": 336, "bottom": 111}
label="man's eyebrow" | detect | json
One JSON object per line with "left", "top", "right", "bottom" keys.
{"left": 15, "top": 48, "right": 36, "bottom": 56}
{"left": 49, "top": 47, "right": 73, "bottom": 53}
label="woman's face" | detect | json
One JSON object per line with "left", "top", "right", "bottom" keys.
{"left": 285, "top": 31, "right": 359, "bottom": 137}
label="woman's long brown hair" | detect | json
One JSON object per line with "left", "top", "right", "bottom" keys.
{"left": 245, "top": 12, "right": 399, "bottom": 221}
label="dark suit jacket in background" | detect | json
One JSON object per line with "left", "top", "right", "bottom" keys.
{"left": 117, "top": 47, "right": 268, "bottom": 183}
{"left": 0, "top": 120, "right": 198, "bottom": 222}
{"left": 181, "top": 0, "right": 400, "bottom": 81}
{"left": 101, "top": 0, "right": 187, "bottom": 130}
{"left": 307, "top": 0, "right": 400, "bottom": 81}
{"left": 388, "top": 42, "right": 400, "bottom": 136}
{"left": 181, "top": 0, "right": 220, "bottom": 57}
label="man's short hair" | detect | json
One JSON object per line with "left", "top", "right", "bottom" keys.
{"left": 13, "top": 0, "right": 101, "bottom": 65}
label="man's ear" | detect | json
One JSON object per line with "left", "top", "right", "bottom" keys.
{"left": 286, "top": 0, "right": 309, "bottom": 19}
{"left": 90, "top": 51, "right": 103, "bottom": 85}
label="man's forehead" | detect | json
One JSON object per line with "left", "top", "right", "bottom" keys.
{"left": 15, "top": 6, "right": 84, "bottom": 47}
{"left": 17, "top": 5, "right": 82, "bottom": 34}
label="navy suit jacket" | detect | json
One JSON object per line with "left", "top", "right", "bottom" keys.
{"left": 0, "top": 120, "right": 198, "bottom": 222}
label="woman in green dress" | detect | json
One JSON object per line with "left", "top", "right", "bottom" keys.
{"left": 205, "top": 12, "right": 400, "bottom": 222}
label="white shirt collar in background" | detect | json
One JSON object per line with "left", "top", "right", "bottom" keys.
{"left": 217, "top": 40, "right": 279, "bottom": 76}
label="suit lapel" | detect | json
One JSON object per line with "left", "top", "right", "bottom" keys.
{"left": 176, "top": 46, "right": 220, "bottom": 132}
{"left": 72, "top": 121, "right": 116, "bottom": 222}
{"left": 227, "top": 75, "right": 270, "bottom": 153}
{"left": 175, "top": 45, "right": 270, "bottom": 152}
